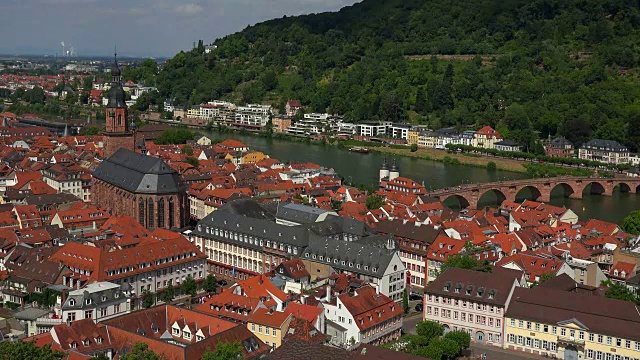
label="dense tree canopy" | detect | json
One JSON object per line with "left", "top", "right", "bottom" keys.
{"left": 622, "top": 210, "right": 640, "bottom": 235}
{"left": 0, "top": 341, "right": 64, "bottom": 360}
{"left": 153, "top": 0, "right": 640, "bottom": 151}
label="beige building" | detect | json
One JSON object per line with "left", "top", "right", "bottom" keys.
{"left": 473, "top": 126, "right": 503, "bottom": 149}
{"left": 247, "top": 309, "right": 293, "bottom": 350}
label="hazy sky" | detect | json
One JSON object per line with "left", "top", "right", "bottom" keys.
{"left": 1, "top": 0, "right": 360, "bottom": 57}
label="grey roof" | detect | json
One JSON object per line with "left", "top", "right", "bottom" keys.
{"left": 581, "top": 139, "right": 628, "bottom": 152}
{"left": 302, "top": 238, "right": 395, "bottom": 278}
{"left": 25, "top": 193, "right": 81, "bottom": 206}
{"left": 550, "top": 137, "right": 573, "bottom": 147}
{"left": 276, "top": 202, "right": 335, "bottom": 224}
{"left": 13, "top": 307, "right": 50, "bottom": 321}
{"left": 93, "top": 148, "right": 185, "bottom": 194}
{"left": 61, "top": 282, "right": 126, "bottom": 311}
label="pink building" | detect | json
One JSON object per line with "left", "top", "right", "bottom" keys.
{"left": 423, "top": 267, "right": 524, "bottom": 347}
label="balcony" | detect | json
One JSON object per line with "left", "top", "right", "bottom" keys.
{"left": 35, "top": 317, "right": 64, "bottom": 326}
{"left": 557, "top": 336, "right": 585, "bottom": 348}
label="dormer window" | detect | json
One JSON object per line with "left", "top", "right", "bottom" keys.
{"left": 101, "top": 295, "right": 107, "bottom": 302}
{"left": 86, "top": 299, "right": 92, "bottom": 305}
{"left": 477, "top": 287, "right": 484, "bottom": 297}
{"left": 69, "top": 299, "right": 75, "bottom": 306}
{"left": 488, "top": 289, "right": 496, "bottom": 300}
{"left": 96, "top": 337, "right": 102, "bottom": 344}
{"left": 443, "top": 281, "right": 451, "bottom": 292}
{"left": 83, "top": 340, "right": 89, "bottom": 346}
{"left": 614, "top": 270, "right": 619, "bottom": 276}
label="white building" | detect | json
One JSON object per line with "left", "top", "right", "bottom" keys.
{"left": 235, "top": 104, "right": 272, "bottom": 128}
{"left": 357, "top": 122, "right": 390, "bottom": 137}
{"left": 388, "top": 124, "right": 411, "bottom": 140}
{"left": 61, "top": 282, "right": 131, "bottom": 324}
{"left": 323, "top": 285, "right": 403, "bottom": 348}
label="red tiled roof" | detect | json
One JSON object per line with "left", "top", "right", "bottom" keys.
{"left": 247, "top": 308, "right": 292, "bottom": 328}
{"left": 610, "top": 261, "right": 636, "bottom": 281}
{"left": 338, "top": 285, "right": 403, "bottom": 331}
{"left": 284, "top": 302, "right": 323, "bottom": 324}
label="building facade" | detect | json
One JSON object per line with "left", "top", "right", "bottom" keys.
{"left": 578, "top": 139, "right": 629, "bottom": 165}
{"left": 92, "top": 148, "right": 188, "bottom": 229}
{"left": 103, "top": 54, "right": 135, "bottom": 159}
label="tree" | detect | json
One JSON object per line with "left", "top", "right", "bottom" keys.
{"left": 155, "top": 128, "right": 196, "bottom": 145}
{"left": 203, "top": 274, "right": 218, "bottom": 294}
{"left": 402, "top": 289, "right": 409, "bottom": 314}
{"left": 415, "top": 320, "right": 444, "bottom": 342}
{"left": 183, "top": 275, "right": 197, "bottom": 297}
{"left": 438, "top": 254, "right": 492, "bottom": 275}
{"left": 120, "top": 342, "right": 160, "bottom": 360}
{"left": 604, "top": 281, "right": 640, "bottom": 304}
{"left": 410, "top": 143, "right": 418, "bottom": 152}
{"left": 444, "top": 330, "right": 471, "bottom": 350}
{"left": 201, "top": 342, "right": 242, "bottom": 360}
{"left": 0, "top": 341, "right": 65, "bottom": 360}
{"left": 159, "top": 285, "right": 175, "bottom": 303}
{"left": 414, "top": 86, "right": 428, "bottom": 114}
{"left": 181, "top": 144, "right": 194, "bottom": 156}
{"left": 622, "top": 210, "right": 640, "bottom": 234}
{"left": 486, "top": 161, "right": 496, "bottom": 171}
{"left": 142, "top": 290, "right": 155, "bottom": 308}
{"left": 80, "top": 126, "right": 100, "bottom": 136}
{"left": 365, "top": 194, "right": 385, "bottom": 210}
{"left": 185, "top": 157, "right": 199, "bottom": 168}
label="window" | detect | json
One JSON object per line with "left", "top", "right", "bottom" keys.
{"left": 607, "top": 336, "right": 612, "bottom": 345}
{"left": 598, "top": 335, "right": 603, "bottom": 343}
{"left": 543, "top": 325, "right": 548, "bottom": 333}
{"left": 518, "top": 320, "right": 523, "bottom": 328}
{"left": 589, "top": 334, "right": 594, "bottom": 342}
{"left": 510, "top": 319, "right": 515, "bottom": 327}
{"left": 560, "top": 328, "right": 566, "bottom": 337}
{"left": 84, "top": 310, "right": 92, "bottom": 319}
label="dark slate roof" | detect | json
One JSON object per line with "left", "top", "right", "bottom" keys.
{"left": 424, "top": 267, "right": 520, "bottom": 306}
{"left": 264, "top": 338, "right": 353, "bottom": 360}
{"left": 581, "top": 139, "right": 628, "bottom": 152}
{"left": 550, "top": 137, "right": 573, "bottom": 147}
{"left": 302, "top": 238, "right": 396, "bottom": 277}
{"left": 375, "top": 219, "right": 441, "bottom": 243}
{"left": 506, "top": 286, "right": 640, "bottom": 342}
{"left": 93, "top": 148, "right": 185, "bottom": 194}
{"left": 25, "top": 193, "right": 81, "bottom": 206}
{"left": 276, "top": 202, "right": 335, "bottom": 224}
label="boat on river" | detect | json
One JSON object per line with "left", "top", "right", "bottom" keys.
{"left": 349, "top": 146, "right": 370, "bottom": 154}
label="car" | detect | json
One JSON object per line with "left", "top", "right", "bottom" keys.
{"left": 409, "top": 293, "right": 423, "bottom": 301}
{"left": 415, "top": 303, "right": 423, "bottom": 312}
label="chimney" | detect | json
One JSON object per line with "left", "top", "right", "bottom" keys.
{"left": 325, "top": 285, "right": 331, "bottom": 303}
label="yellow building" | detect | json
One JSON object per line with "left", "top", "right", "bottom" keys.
{"left": 504, "top": 286, "right": 640, "bottom": 360}
{"left": 243, "top": 151, "right": 267, "bottom": 164}
{"left": 247, "top": 308, "right": 293, "bottom": 350}
{"left": 407, "top": 129, "right": 420, "bottom": 146}
{"left": 418, "top": 130, "right": 438, "bottom": 149}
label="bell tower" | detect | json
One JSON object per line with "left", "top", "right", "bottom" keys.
{"left": 103, "top": 50, "right": 134, "bottom": 158}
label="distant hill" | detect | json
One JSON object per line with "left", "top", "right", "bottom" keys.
{"left": 153, "top": 0, "right": 640, "bottom": 152}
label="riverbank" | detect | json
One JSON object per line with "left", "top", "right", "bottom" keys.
{"left": 369, "top": 146, "right": 528, "bottom": 173}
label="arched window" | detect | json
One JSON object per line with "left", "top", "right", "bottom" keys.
{"left": 157, "top": 199, "right": 165, "bottom": 229}
{"left": 168, "top": 198, "right": 175, "bottom": 228}
{"left": 147, "top": 199, "right": 154, "bottom": 229}
{"left": 138, "top": 198, "right": 145, "bottom": 226}
{"left": 117, "top": 114, "right": 122, "bottom": 126}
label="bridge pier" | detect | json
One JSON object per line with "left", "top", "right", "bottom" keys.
{"left": 539, "top": 193, "right": 551, "bottom": 203}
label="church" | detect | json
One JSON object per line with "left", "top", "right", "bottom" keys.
{"left": 92, "top": 54, "right": 188, "bottom": 229}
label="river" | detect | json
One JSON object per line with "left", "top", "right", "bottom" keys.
{"left": 203, "top": 132, "right": 639, "bottom": 224}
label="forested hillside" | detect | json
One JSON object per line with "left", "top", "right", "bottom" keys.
{"left": 151, "top": 0, "right": 640, "bottom": 152}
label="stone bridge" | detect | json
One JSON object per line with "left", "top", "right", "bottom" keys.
{"left": 428, "top": 176, "right": 640, "bottom": 209}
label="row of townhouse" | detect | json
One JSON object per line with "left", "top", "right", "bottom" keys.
{"left": 407, "top": 126, "right": 521, "bottom": 151}
{"left": 425, "top": 267, "right": 640, "bottom": 360}
{"left": 192, "top": 199, "right": 407, "bottom": 302}
{"left": 182, "top": 101, "right": 271, "bottom": 128}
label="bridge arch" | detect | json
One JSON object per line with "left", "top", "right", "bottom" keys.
{"left": 550, "top": 182, "right": 576, "bottom": 199}
{"left": 581, "top": 181, "right": 607, "bottom": 196}
{"left": 515, "top": 185, "right": 543, "bottom": 202}
{"left": 477, "top": 188, "right": 508, "bottom": 208}
{"left": 614, "top": 181, "right": 637, "bottom": 194}
{"left": 442, "top": 195, "right": 471, "bottom": 209}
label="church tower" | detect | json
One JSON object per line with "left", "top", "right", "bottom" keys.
{"left": 103, "top": 52, "right": 135, "bottom": 159}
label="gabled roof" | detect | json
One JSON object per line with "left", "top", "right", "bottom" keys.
{"left": 338, "top": 285, "right": 402, "bottom": 331}
{"left": 92, "top": 148, "right": 185, "bottom": 194}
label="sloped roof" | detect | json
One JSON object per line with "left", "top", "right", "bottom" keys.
{"left": 92, "top": 148, "right": 185, "bottom": 194}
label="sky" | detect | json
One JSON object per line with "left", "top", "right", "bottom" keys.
{"left": 0, "top": 0, "right": 360, "bottom": 58}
